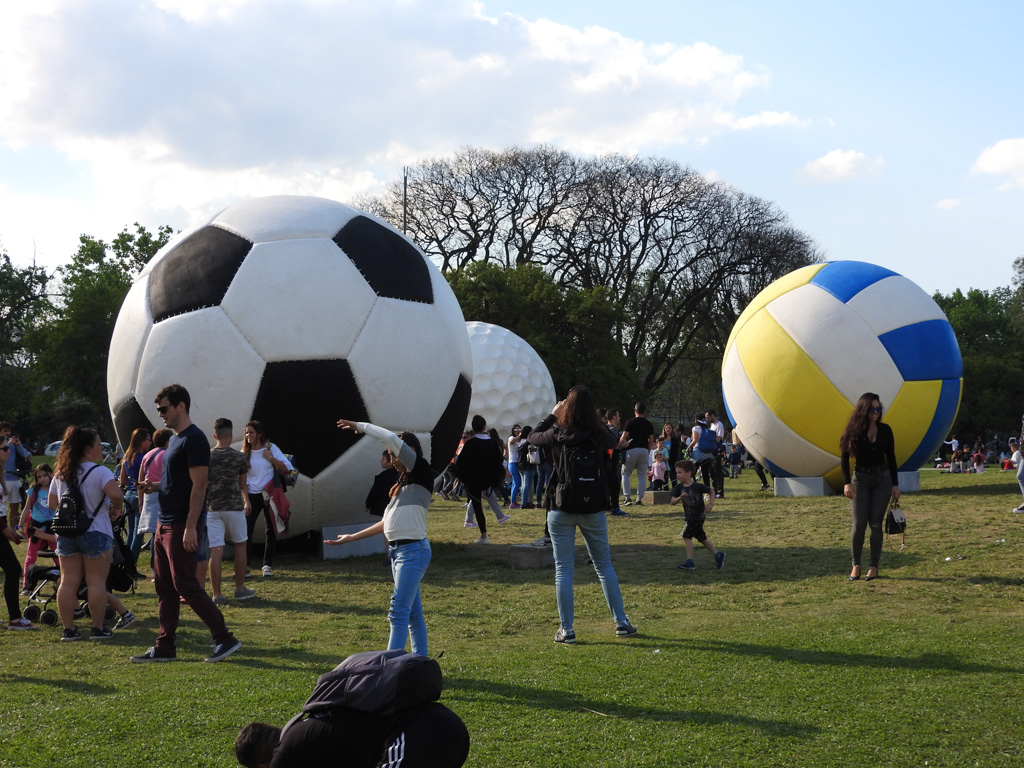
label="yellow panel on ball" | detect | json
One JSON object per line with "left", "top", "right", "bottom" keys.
{"left": 885, "top": 380, "right": 943, "bottom": 468}
{"left": 725, "top": 263, "right": 826, "bottom": 354}
{"left": 735, "top": 308, "right": 853, "bottom": 455}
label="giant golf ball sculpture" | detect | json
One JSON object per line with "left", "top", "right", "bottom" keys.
{"left": 107, "top": 195, "right": 473, "bottom": 534}
{"left": 466, "top": 321, "right": 556, "bottom": 433}
{"left": 722, "top": 261, "right": 962, "bottom": 490}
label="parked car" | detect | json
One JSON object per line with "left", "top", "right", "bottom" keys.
{"left": 43, "top": 440, "right": 115, "bottom": 463}
{"left": 43, "top": 441, "right": 62, "bottom": 456}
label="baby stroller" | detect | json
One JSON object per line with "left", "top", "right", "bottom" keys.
{"left": 22, "top": 553, "right": 61, "bottom": 626}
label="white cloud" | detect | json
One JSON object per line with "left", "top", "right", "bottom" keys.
{"left": 971, "top": 137, "right": 1024, "bottom": 187}
{"left": 801, "top": 149, "right": 884, "bottom": 183}
{"left": 936, "top": 198, "right": 961, "bottom": 210}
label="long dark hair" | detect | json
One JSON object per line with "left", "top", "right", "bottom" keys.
{"left": 123, "top": 427, "right": 151, "bottom": 471}
{"left": 558, "top": 385, "right": 604, "bottom": 435}
{"left": 242, "top": 420, "right": 267, "bottom": 466}
{"left": 840, "top": 392, "right": 882, "bottom": 454}
{"left": 54, "top": 425, "right": 100, "bottom": 484}
{"left": 389, "top": 431, "right": 423, "bottom": 497}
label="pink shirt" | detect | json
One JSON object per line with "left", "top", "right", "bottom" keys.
{"left": 141, "top": 447, "right": 165, "bottom": 484}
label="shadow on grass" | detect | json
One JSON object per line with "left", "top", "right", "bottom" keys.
{"left": 657, "top": 637, "right": 1024, "bottom": 675}
{"left": 911, "top": 480, "right": 1021, "bottom": 498}
{"left": 7, "top": 675, "right": 118, "bottom": 694}
{"left": 443, "top": 675, "right": 821, "bottom": 736}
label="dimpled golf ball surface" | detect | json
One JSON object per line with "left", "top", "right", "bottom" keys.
{"left": 466, "top": 321, "right": 556, "bottom": 433}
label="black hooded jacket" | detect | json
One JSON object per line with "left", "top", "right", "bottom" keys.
{"left": 528, "top": 414, "right": 616, "bottom": 511}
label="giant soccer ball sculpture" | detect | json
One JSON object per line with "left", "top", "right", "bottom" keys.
{"left": 722, "top": 261, "right": 962, "bottom": 490}
{"left": 108, "top": 196, "right": 473, "bottom": 534}
{"left": 466, "top": 321, "right": 556, "bottom": 434}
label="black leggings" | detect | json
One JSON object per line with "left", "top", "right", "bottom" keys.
{"left": 245, "top": 493, "right": 276, "bottom": 567}
{"left": 463, "top": 485, "right": 488, "bottom": 536}
{"left": 1, "top": 533, "right": 24, "bottom": 622}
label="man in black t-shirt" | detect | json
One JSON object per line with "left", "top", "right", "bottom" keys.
{"left": 620, "top": 403, "right": 655, "bottom": 506}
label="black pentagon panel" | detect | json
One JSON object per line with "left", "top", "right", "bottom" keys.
{"left": 112, "top": 397, "right": 157, "bottom": 454}
{"left": 252, "top": 360, "right": 369, "bottom": 478}
{"left": 333, "top": 216, "right": 434, "bottom": 304}
{"left": 428, "top": 374, "right": 472, "bottom": 473}
{"left": 149, "top": 226, "right": 253, "bottom": 323}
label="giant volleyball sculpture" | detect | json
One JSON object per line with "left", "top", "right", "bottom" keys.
{"left": 465, "top": 321, "right": 556, "bottom": 434}
{"left": 107, "top": 195, "right": 473, "bottom": 534}
{"left": 722, "top": 261, "right": 962, "bottom": 490}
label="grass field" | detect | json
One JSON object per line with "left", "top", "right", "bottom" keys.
{"left": 3, "top": 467, "right": 1024, "bottom": 767}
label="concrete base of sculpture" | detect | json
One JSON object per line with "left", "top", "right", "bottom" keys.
{"left": 321, "top": 524, "right": 387, "bottom": 559}
{"left": 897, "top": 470, "right": 920, "bottom": 492}
{"left": 509, "top": 543, "right": 555, "bottom": 569}
{"left": 641, "top": 490, "right": 673, "bottom": 505}
{"left": 774, "top": 477, "right": 836, "bottom": 497}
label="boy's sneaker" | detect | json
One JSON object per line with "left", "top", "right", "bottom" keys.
{"left": 205, "top": 638, "right": 242, "bottom": 663}
{"left": 678, "top": 559, "right": 696, "bottom": 571}
{"left": 60, "top": 627, "right": 83, "bottom": 641}
{"left": 616, "top": 622, "right": 639, "bottom": 637}
{"left": 621, "top": 499, "right": 632, "bottom": 507}
{"left": 90, "top": 626, "right": 115, "bottom": 640}
{"left": 8, "top": 617, "right": 38, "bottom": 630}
{"left": 113, "top": 611, "right": 138, "bottom": 630}
{"left": 715, "top": 551, "right": 727, "bottom": 570}
{"left": 262, "top": 565, "right": 273, "bottom": 577}
{"left": 633, "top": 499, "right": 643, "bottom": 506}
{"left": 234, "top": 586, "right": 256, "bottom": 601}
{"left": 131, "top": 646, "right": 176, "bottom": 663}
{"left": 212, "top": 595, "right": 228, "bottom": 606}
{"left": 554, "top": 628, "right": 576, "bottom": 644}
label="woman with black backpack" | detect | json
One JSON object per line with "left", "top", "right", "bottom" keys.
{"left": 529, "top": 385, "right": 638, "bottom": 645}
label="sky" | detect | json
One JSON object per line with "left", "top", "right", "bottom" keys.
{"left": 1, "top": 0, "right": 1021, "bottom": 297}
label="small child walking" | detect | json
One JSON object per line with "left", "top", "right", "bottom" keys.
{"left": 670, "top": 459, "right": 725, "bottom": 571}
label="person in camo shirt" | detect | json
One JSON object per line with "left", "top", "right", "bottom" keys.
{"left": 207, "top": 418, "right": 256, "bottom": 605}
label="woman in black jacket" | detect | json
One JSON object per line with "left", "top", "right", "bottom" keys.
{"left": 840, "top": 392, "right": 901, "bottom": 582}
{"left": 529, "top": 385, "right": 637, "bottom": 644}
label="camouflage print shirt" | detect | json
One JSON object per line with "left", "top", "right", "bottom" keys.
{"left": 207, "top": 446, "right": 248, "bottom": 512}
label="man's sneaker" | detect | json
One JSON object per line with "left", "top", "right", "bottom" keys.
{"left": 616, "top": 622, "right": 639, "bottom": 637}
{"left": 8, "top": 617, "right": 38, "bottom": 630}
{"left": 60, "top": 627, "right": 82, "bottom": 641}
{"left": 262, "top": 565, "right": 273, "bottom": 577}
{"left": 113, "top": 611, "right": 138, "bottom": 630}
{"left": 90, "top": 626, "right": 115, "bottom": 640}
{"left": 634, "top": 499, "right": 643, "bottom": 506}
{"left": 679, "top": 559, "right": 696, "bottom": 571}
{"left": 234, "top": 586, "right": 256, "bottom": 600}
{"left": 1014, "top": 505, "right": 1024, "bottom": 513}
{"left": 610, "top": 509, "right": 630, "bottom": 517}
{"left": 760, "top": 484, "right": 771, "bottom": 491}
{"left": 496, "top": 514, "right": 512, "bottom": 525}
{"left": 554, "top": 628, "right": 576, "bottom": 644}
{"left": 212, "top": 595, "right": 228, "bottom": 606}
{"left": 205, "top": 638, "right": 242, "bottom": 663}
{"left": 715, "top": 551, "right": 727, "bottom": 570}
{"left": 463, "top": 521, "right": 478, "bottom": 528}
{"left": 715, "top": 492, "right": 724, "bottom": 499}
{"left": 621, "top": 499, "right": 632, "bottom": 507}
{"left": 131, "top": 646, "right": 176, "bottom": 663}
{"left": 474, "top": 536, "right": 490, "bottom": 544}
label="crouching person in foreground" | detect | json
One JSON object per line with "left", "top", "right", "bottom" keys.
{"left": 234, "top": 649, "right": 469, "bottom": 768}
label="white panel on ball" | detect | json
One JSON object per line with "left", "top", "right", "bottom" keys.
{"left": 211, "top": 195, "right": 359, "bottom": 243}
{"left": 107, "top": 277, "right": 153, "bottom": 410}
{"left": 221, "top": 238, "right": 377, "bottom": 361}
{"left": 466, "top": 321, "right": 556, "bottom": 435}
{"left": 845, "top": 276, "right": 947, "bottom": 335}
{"left": 428, "top": 265, "right": 474, "bottom": 377}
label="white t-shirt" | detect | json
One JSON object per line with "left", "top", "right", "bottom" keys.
{"left": 50, "top": 461, "right": 116, "bottom": 538}
{"left": 508, "top": 435, "right": 520, "bottom": 463}
{"left": 245, "top": 443, "right": 294, "bottom": 493}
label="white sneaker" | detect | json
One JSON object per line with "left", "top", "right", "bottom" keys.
{"left": 474, "top": 536, "right": 490, "bottom": 544}
{"left": 262, "top": 565, "right": 273, "bottom": 577}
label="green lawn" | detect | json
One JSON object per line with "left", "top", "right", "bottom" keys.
{"left": 3, "top": 468, "right": 1023, "bottom": 767}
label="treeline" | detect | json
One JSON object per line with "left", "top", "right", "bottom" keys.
{"left": 1, "top": 146, "right": 822, "bottom": 445}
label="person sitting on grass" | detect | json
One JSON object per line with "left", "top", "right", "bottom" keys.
{"left": 669, "top": 459, "right": 725, "bottom": 572}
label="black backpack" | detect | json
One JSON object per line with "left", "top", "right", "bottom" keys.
{"left": 282, "top": 650, "right": 443, "bottom": 736}
{"left": 554, "top": 438, "right": 609, "bottom": 514}
{"left": 51, "top": 465, "right": 105, "bottom": 538}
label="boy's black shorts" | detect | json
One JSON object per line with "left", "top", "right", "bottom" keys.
{"left": 681, "top": 519, "right": 707, "bottom": 542}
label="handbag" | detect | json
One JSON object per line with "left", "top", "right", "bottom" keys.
{"left": 51, "top": 465, "right": 106, "bottom": 537}
{"left": 885, "top": 497, "right": 906, "bottom": 549}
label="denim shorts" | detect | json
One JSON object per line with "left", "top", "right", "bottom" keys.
{"left": 56, "top": 530, "right": 114, "bottom": 558}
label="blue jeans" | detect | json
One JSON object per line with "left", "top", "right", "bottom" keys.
{"left": 508, "top": 461, "right": 521, "bottom": 504}
{"left": 520, "top": 464, "right": 537, "bottom": 506}
{"left": 536, "top": 461, "right": 553, "bottom": 505}
{"left": 1016, "top": 460, "right": 1024, "bottom": 502}
{"left": 388, "top": 538, "right": 431, "bottom": 656}
{"left": 547, "top": 509, "right": 628, "bottom": 631}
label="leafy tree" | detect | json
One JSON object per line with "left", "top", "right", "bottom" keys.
{"left": 447, "top": 262, "right": 639, "bottom": 409}
{"left": 30, "top": 223, "right": 172, "bottom": 437}
{"left": 933, "top": 287, "right": 1024, "bottom": 442}
{"left": 363, "top": 146, "right": 821, "bottom": 399}
{"left": 0, "top": 251, "right": 50, "bottom": 425}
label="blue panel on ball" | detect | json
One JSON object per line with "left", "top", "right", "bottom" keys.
{"left": 810, "top": 261, "right": 899, "bottom": 304}
{"left": 898, "top": 378, "right": 962, "bottom": 472}
{"left": 722, "top": 384, "right": 736, "bottom": 429}
{"left": 878, "top": 319, "right": 963, "bottom": 380}
{"left": 764, "top": 457, "right": 796, "bottom": 478}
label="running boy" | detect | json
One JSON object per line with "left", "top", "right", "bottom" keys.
{"left": 670, "top": 459, "right": 725, "bottom": 571}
